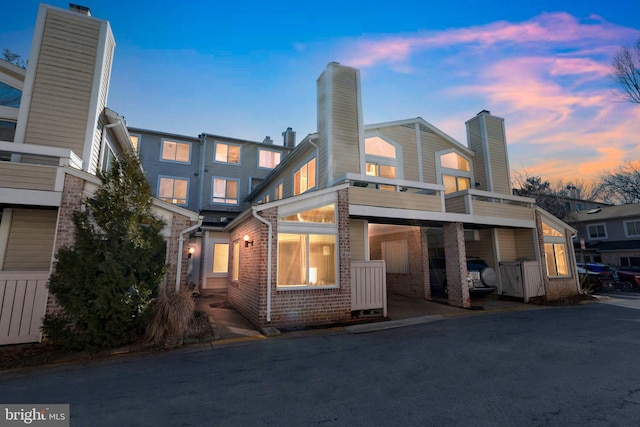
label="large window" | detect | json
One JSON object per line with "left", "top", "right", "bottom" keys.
{"left": 161, "top": 140, "right": 191, "bottom": 163}
{"left": 212, "top": 177, "right": 239, "bottom": 205}
{"left": 364, "top": 136, "right": 401, "bottom": 182}
{"left": 624, "top": 220, "right": 640, "bottom": 237}
{"left": 587, "top": 224, "right": 607, "bottom": 240}
{"left": 438, "top": 150, "right": 472, "bottom": 194}
{"left": 259, "top": 149, "right": 281, "bottom": 169}
{"left": 215, "top": 142, "right": 241, "bottom": 165}
{"left": 542, "top": 220, "right": 569, "bottom": 277}
{"left": 159, "top": 177, "right": 188, "bottom": 205}
{"left": 294, "top": 158, "right": 316, "bottom": 195}
{"left": 277, "top": 202, "right": 338, "bottom": 288}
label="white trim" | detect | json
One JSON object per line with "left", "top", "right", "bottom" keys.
{"left": 0, "top": 141, "right": 82, "bottom": 168}
{"left": 0, "top": 208, "right": 13, "bottom": 270}
{"left": 0, "top": 106, "right": 18, "bottom": 121}
{"left": 278, "top": 191, "right": 338, "bottom": 218}
{"left": 0, "top": 189, "right": 62, "bottom": 206}
{"left": 356, "top": 67, "right": 365, "bottom": 180}
{"left": 623, "top": 219, "right": 640, "bottom": 238}
{"left": 364, "top": 132, "right": 403, "bottom": 180}
{"left": 415, "top": 123, "right": 423, "bottom": 182}
{"left": 364, "top": 219, "right": 370, "bottom": 261}
{"left": 325, "top": 65, "right": 334, "bottom": 186}
{"left": 0, "top": 63, "right": 25, "bottom": 90}
{"left": 479, "top": 115, "right": 493, "bottom": 192}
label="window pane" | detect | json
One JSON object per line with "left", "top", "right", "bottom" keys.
{"left": 226, "top": 179, "right": 238, "bottom": 202}
{"left": 309, "top": 234, "right": 336, "bottom": 285}
{"left": 542, "top": 222, "right": 563, "bottom": 237}
{"left": 159, "top": 178, "right": 173, "bottom": 199}
{"left": 215, "top": 144, "right": 228, "bottom": 162}
{"left": 174, "top": 179, "right": 188, "bottom": 199}
{"left": 294, "top": 170, "right": 301, "bottom": 195}
{"left": 365, "top": 137, "right": 396, "bottom": 158}
{"left": 308, "top": 158, "right": 316, "bottom": 189}
{"left": 0, "top": 81, "right": 22, "bottom": 108}
{"left": 443, "top": 175, "right": 457, "bottom": 194}
{"left": 379, "top": 165, "right": 396, "bottom": 179}
{"left": 162, "top": 141, "right": 176, "bottom": 160}
{"left": 259, "top": 150, "right": 281, "bottom": 168}
{"left": 280, "top": 204, "right": 335, "bottom": 223}
{"left": 365, "top": 162, "right": 378, "bottom": 176}
{"left": 554, "top": 244, "right": 568, "bottom": 276}
{"left": 544, "top": 243, "right": 558, "bottom": 276}
{"left": 440, "top": 152, "right": 470, "bottom": 171}
{"left": 276, "top": 183, "right": 283, "bottom": 200}
{"left": 129, "top": 135, "right": 139, "bottom": 151}
{"left": 175, "top": 143, "right": 190, "bottom": 162}
{"left": 213, "top": 243, "right": 229, "bottom": 273}
{"left": 228, "top": 146, "right": 240, "bottom": 164}
{"left": 457, "top": 177, "right": 470, "bottom": 191}
{"left": 278, "top": 234, "right": 307, "bottom": 286}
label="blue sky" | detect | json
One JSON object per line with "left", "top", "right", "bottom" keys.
{"left": 2, "top": 0, "right": 640, "bottom": 183}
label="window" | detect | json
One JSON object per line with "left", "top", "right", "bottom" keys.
{"left": 129, "top": 134, "right": 139, "bottom": 152}
{"left": 212, "top": 177, "right": 239, "bottom": 205}
{"left": 294, "top": 158, "right": 316, "bottom": 195}
{"left": 215, "top": 142, "right": 241, "bottom": 165}
{"left": 587, "top": 224, "right": 607, "bottom": 240}
{"left": 365, "top": 136, "right": 396, "bottom": 158}
{"left": 261, "top": 194, "right": 270, "bottom": 204}
{"left": 437, "top": 150, "right": 472, "bottom": 194}
{"left": 232, "top": 242, "right": 240, "bottom": 281}
{"left": 161, "top": 140, "right": 190, "bottom": 163}
{"left": 0, "top": 120, "right": 16, "bottom": 142}
{"left": 277, "top": 234, "right": 337, "bottom": 287}
{"left": 364, "top": 136, "right": 401, "bottom": 182}
{"left": 159, "top": 177, "right": 188, "bottom": 204}
{"left": 544, "top": 243, "right": 568, "bottom": 277}
{"left": 259, "top": 149, "right": 281, "bottom": 169}
{"left": 542, "top": 220, "right": 569, "bottom": 277}
{"left": 620, "top": 257, "right": 640, "bottom": 267}
{"left": 624, "top": 220, "right": 640, "bottom": 237}
{"left": 0, "top": 81, "right": 21, "bottom": 108}
{"left": 280, "top": 204, "right": 335, "bottom": 224}
{"left": 275, "top": 183, "right": 283, "bottom": 201}
{"left": 366, "top": 162, "right": 396, "bottom": 179}
{"left": 212, "top": 243, "right": 229, "bottom": 273}
{"left": 382, "top": 240, "right": 409, "bottom": 274}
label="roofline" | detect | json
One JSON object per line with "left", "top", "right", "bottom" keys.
{"left": 199, "top": 132, "right": 291, "bottom": 148}
{"left": 127, "top": 126, "right": 200, "bottom": 142}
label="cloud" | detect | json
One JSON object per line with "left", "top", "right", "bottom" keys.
{"left": 338, "top": 12, "right": 640, "bottom": 182}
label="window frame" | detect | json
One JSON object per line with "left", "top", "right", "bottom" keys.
{"left": 276, "top": 199, "right": 339, "bottom": 290}
{"left": 160, "top": 139, "right": 192, "bottom": 164}
{"left": 211, "top": 176, "right": 240, "bottom": 205}
{"left": 542, "top": 220, "right": 570, "bottom": 278}
{"left": 129, "top": 133, "right": 141, "bottom": 153}
{"left": 275, "top": 182, "right": 284, "bottom": 201}
{"left": 293, "top": 157, "right": 317, "bottom": 196}
{"left": 587, "top": 223, "right": 607, "bottom": 240}
{"left": 435, "top": 149, "right": 473, "bottom": 194}
{"left": 214, "top": 141, "right": 242, "bottom": 166}
{"left": 258, "top": 148, "right": 282, "bottom": 169}
{"left": 623, "top": 219, "right": 640, "bottom": 238}
{"left": 157, "top": 176, "right": 189, "bottom": 205}
{"left": 364, "top": 134, "right": 403, "bottom": 180}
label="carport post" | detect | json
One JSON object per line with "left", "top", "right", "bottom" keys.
{"left": 443, "top": 222, "right": 471, "bottom": 308}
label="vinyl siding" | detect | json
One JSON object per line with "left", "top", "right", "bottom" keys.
{"left": 466, "top": 229, "right": 495, "bottom": 268}
{"left": 316, "top": 71, "right": 328, "bottom": 188}
{"left": 23, "top": 9, "right": 101, "bottom": 157}
{"left": 3, "top": 209, "right": 57, "bottom": 270}
{"left": 466, "top": 118, "right": 487, "bottom": 191}
{"left": 0, "top": 163, "right": 57, "bottom": 191}
{"left": 485, "top": 115, "right": 510, "bottom": 195}
{"left": 329, "top": 66, "right": 361, "bottom": 180}
{"left": 514, "top": 229, "right": 537, "bottom": 260}
{"left": 420, "top": 130, "right": 460, "bottom": 184}
{"left": 348, "top": 186, "right": 442, "bottom": 212}
{"left": 496, "top": 229, "right": 517, "bottom": 262}
{"left": 350, "top": 219, "right": 366, "bottom": 261}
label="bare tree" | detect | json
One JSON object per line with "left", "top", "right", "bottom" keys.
{"left": 597, "top": 160, "right": 640, "bottom": 204}
{"left": 554, "top": 178, "right": 605, "bottom": 203}
{"left": 612, "top": 36, "right": 640, "bottom": 104}
{"left": 512, "top": 171, "right": 568, "bottom": 219}
{"left": 1, "top": 48, "right": 26, "bottom": 68}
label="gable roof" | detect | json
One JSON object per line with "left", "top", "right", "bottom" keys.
{"left": 572, "top": 203, "right": 640, "bottom": 222}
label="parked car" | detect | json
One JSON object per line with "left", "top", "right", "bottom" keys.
{"left": 577, "top": 263, "right": 616, "bottom": 281}
{"left": 430, "top": 257, "right": 497, "bottom": 297}
{"left": 616, "top": 268, "right": 640, "bottom": 289}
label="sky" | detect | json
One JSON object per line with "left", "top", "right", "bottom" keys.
{"left": 2, "top": 0, "right": 640, "bottom": 184}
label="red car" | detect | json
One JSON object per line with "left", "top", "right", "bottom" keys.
{"left": 617, "top": 268, "right": 640, "bottom": 288}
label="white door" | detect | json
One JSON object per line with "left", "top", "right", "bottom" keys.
{"left": 203, "top": 232, "right": 230, "bottom": 290}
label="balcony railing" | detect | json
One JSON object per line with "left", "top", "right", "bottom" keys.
{"left": 445, "top": 189, "right": 535, "bottom": 222}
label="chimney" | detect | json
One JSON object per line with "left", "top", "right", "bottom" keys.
{"left": 69, "top": 3, "right": 91, "bottom": 16}
{"left": 262, "top": 136, "right": 273, "bottom": 145}
{"left": 282, "top": 127, "right": 296, "bottom": 148}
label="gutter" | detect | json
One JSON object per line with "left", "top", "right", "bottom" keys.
{"left": 251, "top": 207, "right": 273, "bottom": 322}
{"left": 175, "top": 215, "right": 204, "bottom": 292}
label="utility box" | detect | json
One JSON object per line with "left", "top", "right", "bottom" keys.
{"left": 499, "top": 261, "right": 545, "bottom": 302}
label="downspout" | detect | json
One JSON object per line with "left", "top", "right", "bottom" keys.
{"left": 175, "top": 216, "right": 204, "bottom": 292}
{"left": 198, "top": 134, "right": 206, "bottom": 212}
{"left": 252, "top": 206, "right": 273, "bottom": 322}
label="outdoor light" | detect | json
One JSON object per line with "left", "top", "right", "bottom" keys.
{"left": 187, "top": 246, "right": 195, "bottom": 259}
{"left": 244, "top": 235, "right": 253, "bottom": 247}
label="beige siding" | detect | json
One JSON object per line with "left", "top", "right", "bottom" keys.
{"left": 316, "top": 71, "right": 328, "bottom": 189}
{"left": 514, "top": 229, "right": 537, "bottom": 260}
{"left": 3, "top": 209, "right": 57, "bottom": 271}
{"left": 445, "top": 196, "right": 466, "bottom": 213}
{"left": 350, "top": 219, "right": 366, "bottom": 261}
{"left": 496, "top": 229, "right": 517, "bottom": 262}
{"left": 0, "top": 163, "right": 57, "bottom": 191}
{"left": 23, "top": 9, "right": 101, "bottom": 156}
{"left": 329, "top": 66, "right": 361, "bottom": 180}
{"left": 420, "top": 131, "right": 461, "bottom": 184}
{"left": 466, "top": 229, "right": 495, "bottom": 267}
{"left": 485, "top": 115, "right": 510, "bottom": 195}
{"left": 349, "top": 187, "right": 442, "bottom": 211}
{"left": 472, "top": 200, "right": 534, "bottom": 222}
{"left": 466, "top": 118, "right": 487, "bottom": 192}
{"left": 377, "top": 126, "right": 419, "bottom": 181}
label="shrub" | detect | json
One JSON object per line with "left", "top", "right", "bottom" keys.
{"left": 146, "top": 288, "right": 195, "bottom": 345}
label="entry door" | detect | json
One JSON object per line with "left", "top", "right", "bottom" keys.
{"left": 203, "top": 232, "right": 230, "bottom": 289}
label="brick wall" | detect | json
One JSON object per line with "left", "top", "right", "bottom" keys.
{"left": 229, "top": 190, "right": 352, "bottom": 329}
{"left": 165, "top": 213, "right": 192, "bottom": 292}
{"left": 369, "top": 226, "right": 430, "bottom": 299}
{"left": 443, "top": 222, "right": 471, "bottom": 308}
{"left": 46, "top": 173, "right": 85, "bottom": 316}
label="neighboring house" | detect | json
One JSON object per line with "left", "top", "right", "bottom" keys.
{"left": 569, "top": 204, "right": 640, "bottom": 267}
{"left": 0, "top": 4, "right": 200, "bottom": 346}
{"left": 221, "top": 62, "right": 580, "bottom": 329}
{"left": 132, "top": 128, "right": 294, "bottom": 291}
